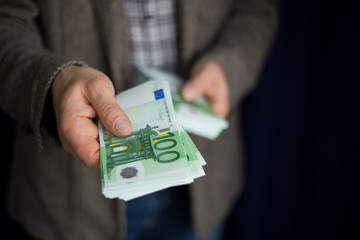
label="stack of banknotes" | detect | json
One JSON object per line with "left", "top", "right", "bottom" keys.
{"left": 99, "top": 80, "right": 206, "bottom": 201}
{"left": 136, "top": 67, "right": 229, "bottom": 140}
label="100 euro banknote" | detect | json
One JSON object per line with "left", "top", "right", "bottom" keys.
{"left": 98, "top": 80, "right": 205, "bottom": 200}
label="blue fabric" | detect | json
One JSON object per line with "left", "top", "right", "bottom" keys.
{"left": 125, "top": 186, "right": 224, "bottom": 240}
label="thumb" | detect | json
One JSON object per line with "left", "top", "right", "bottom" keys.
{"left": 86, "top": 80, "right": 132, "bottom": 136}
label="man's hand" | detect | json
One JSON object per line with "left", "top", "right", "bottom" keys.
{"left": 51, "top": 66, "right": 132, "bottom": 168}
{"left": 182, "top": 61, "right": 230, "bottom": 118}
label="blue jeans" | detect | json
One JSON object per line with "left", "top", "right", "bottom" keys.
{"left": 124, "top": 186, "right": 224, "bottom": 240}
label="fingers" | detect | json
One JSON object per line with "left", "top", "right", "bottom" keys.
{"left": 59, "top": 116, "right": 100, "bottom": 168}
{"left": 182, "top": 74, "right": 211, "bottom": 101}
{"left": 182, "top": 61, "right": 230, "bottom": 118}
{"left": 209, "top": 86, "right": 230, "bottom": 118}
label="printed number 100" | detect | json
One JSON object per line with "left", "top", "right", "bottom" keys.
{"left": 152, "top": 132, "right": 180, "bottom": 163}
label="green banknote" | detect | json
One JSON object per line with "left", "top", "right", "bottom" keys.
{"left": 98, "top": 80, "right": 206, "bottom": 200}
{"left": 136, "top": 67, "right": 229, "bottom": 140}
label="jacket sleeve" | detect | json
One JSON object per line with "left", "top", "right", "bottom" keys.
{"left": 0, "top": 1, "right": 84, "bottom": 146}
{"left": 199, "top": 0, "right": 279, "bottom": 112}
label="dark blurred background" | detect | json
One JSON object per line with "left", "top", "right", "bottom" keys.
{"left": 224, "top": 0, "right": 360, "bottom": 239}
{"left": 1, "top": 0, "right": 359, "bottom": 239}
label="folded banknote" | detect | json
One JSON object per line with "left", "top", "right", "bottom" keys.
{"left": 136, "top": 67, "right": 229, "bottom": 140}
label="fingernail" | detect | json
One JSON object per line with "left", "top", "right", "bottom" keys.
{"left": 183, "top": 85, "right": 196, "bottom": 100}
{"left": 114, "top": 118, "right": 131, "bottom": 135}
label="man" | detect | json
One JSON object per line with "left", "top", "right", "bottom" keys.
{"left": 0, "top": 0, "right": 278, "bottom": 239}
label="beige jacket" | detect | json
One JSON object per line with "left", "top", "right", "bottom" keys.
{"left": 0, "top": 0, "right": 278, "bottom": 239}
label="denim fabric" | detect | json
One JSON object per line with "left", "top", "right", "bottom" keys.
{"left": 124, "top": 186, "right": 224, "bottom": 240}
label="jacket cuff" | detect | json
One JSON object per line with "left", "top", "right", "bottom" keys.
{"left": 37, "top": 60, "right": 87, "bottom": 149}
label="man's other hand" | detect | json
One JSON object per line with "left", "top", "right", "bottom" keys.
{"left": 182, "top": 61, "right": 230, "bottom": 118}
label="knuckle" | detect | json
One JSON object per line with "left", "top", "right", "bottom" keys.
{"left": 100, "top": 102, "right": 119, "bottom": 121}
{"left": 58, "top": 134, "right": 74, "bottom": 155}
{"left": 86, "top": 155, "right": 99, "bottom": 168}
{"left": 79, "top": 145, "right": 100, "bottom": 168}
{"left": 62, "top": 144, "right": 74, "bottom": 155}
{"left": 71, "top": 140, "right": 81, "bottom": 153}
{"left": 83, "top": 159, "right": 97, "bottom": 169}
{"left": 86, "top": 76, "right": 114, "bottom": 96}
{"left": 59, "top": 122, "right": 73, "bottom": 138}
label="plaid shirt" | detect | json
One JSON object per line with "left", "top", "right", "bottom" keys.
{"left": 124, "top": 0, "right": 178, "bottom": 73}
